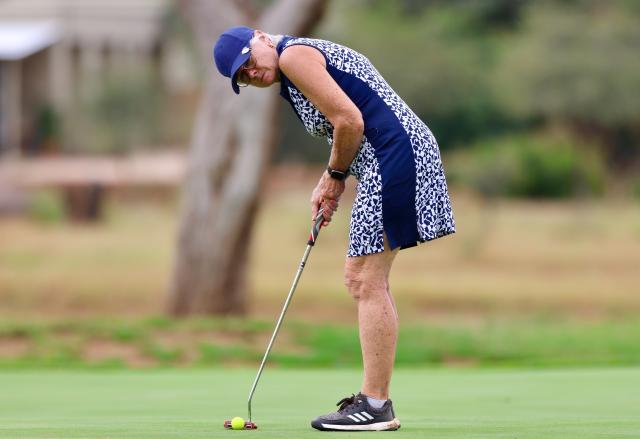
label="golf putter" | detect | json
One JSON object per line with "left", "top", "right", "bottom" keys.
{"left": 224, "top": 208, "right": 326, "bottom": 430}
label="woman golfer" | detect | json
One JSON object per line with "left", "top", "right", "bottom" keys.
{"left": 214, "top": 26, "right": 455, "bottom": 431}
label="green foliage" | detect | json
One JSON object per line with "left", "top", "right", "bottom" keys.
{"left": 28, "top": 190, "right": 66, "bottom": 224}
{"left": 111, "top": 325, "right": 143, "bottom": 343}
{"left": 633, "top": 180, "right": 640, "bottom": 202}
{"left": 374, "top": 0, "right": 530, "bottom": 30}
{"left": 142, "top": 342, "right": 183, "bottom": 364}
{"left": 197, "top": 343, "right": 258, "bottom": 365}
{"left": 279, "top": 0, "right": 640, "bottom": 174}
{"left": 0, "top": 322, "right": 42, "bottom": 339}
{"left": 33, "top": 104, "right": 62, "bottom": 152}
{"left": 494, "top": 3, "right": 640, "bottom": 127}
{"left": 74, "top": 70, "right": 165, "bottom": 154}
{"left": 447, "top": 134, "right": 606, "bottom": 198}
{"left": 289, "top": 324, "right": 363, "bottom": 367}
{"left": 312, "top": 1, "right": 519, "bottom": 151}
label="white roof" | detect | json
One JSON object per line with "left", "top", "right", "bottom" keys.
{"left": 0, "top": 21, "right": 61, "bottom": 61}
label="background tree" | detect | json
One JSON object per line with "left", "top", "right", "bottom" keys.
{"left": 493, "top": 2, "right": 640, "bottom": 167}
{"left": 168, "top": 0, "right": 328, "bottom": 316}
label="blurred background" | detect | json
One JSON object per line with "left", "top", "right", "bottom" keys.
{"left": 1, "top": 0, "right": 639, "bottom": 369}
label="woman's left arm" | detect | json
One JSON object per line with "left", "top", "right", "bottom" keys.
{"left": 279, "top": 45, "right": 364, "bottom": 225}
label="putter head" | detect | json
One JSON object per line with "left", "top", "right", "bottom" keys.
{"left": 244, "top": 421, "right": 258, "bottom": 429}
{"left": 223, "top": 420, "right": 258, "bottom": 430}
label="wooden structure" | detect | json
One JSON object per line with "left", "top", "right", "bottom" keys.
{"left": 0, "top": 152, "right": 185, "bottom": 220}
{"left": 0, "top": 0, "right": 177, "bottom": 156}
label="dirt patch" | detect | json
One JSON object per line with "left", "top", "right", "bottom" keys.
{"left": 0, "top": 336, "right": 32, "bottom": 357}
{"left": 83, "top": 340, "right": 155, "bottom": 367}
{"left": 153, "top": 328, "right": 312, "bottom": 360}
{"left": 155, "top": 329, "right": 249, "bottom": 348}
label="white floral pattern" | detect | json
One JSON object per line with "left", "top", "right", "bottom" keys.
{"left": 281, "top": 37, "right": 456, "bottom": 256}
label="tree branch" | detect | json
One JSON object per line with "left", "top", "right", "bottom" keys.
{"left": 259, "top": 0, "right": 328, "bottom": 36}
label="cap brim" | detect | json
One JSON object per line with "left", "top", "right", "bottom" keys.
{"left": 229, "top": 51, "right": 251, "bottom": 94}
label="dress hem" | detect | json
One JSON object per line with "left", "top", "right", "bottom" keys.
{"left": 346, "top": 227, "right": 456, "bottom": 258}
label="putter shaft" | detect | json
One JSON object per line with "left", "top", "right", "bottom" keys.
{"left": 247, "top": 210, "right": 324, "bottom": 422}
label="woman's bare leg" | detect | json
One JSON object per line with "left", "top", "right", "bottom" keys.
{"left": 344, "top": 237, "right": 399, "bottom": 400}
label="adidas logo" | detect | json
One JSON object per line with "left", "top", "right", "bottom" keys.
{"left": 346, "top": 411, "right": 375, "bottom": 422}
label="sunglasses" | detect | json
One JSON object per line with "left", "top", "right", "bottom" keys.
{"left": 236, "top": 48, "right": 257, "bottom": 87}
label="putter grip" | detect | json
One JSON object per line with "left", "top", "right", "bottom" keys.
{"left": 307, "top": 209, "right": 324, "bottom": 246}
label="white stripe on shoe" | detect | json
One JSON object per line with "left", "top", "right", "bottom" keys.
{"left": 360, "top": 411, "right": 374, "bottom": 420}
{"left": 353, "top": 413, "right": 367, "bottom": 422}
{"left": 347, "top": 415, "right": 360, "bottom": 422}
{"left": 320, "top": 418, "right": 401, "bottom": 431}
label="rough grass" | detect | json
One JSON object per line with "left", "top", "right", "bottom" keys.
{"left": 253, "top": 190, "right": 640, "bottom": 321}
{"left": 1, "top": 182, "right": 639, "bottom": 321}
{"left": 1, "top": 316, "right": 639, "bottom": 369}
{"left": 0, "top": 368, "right": 639, "bottom": 438}
{"left": 1, "top": 173, "right": 640, "bottom": 369}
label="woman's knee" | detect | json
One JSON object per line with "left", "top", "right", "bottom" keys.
{"left": 344, "top": 265, "right": 387, "bottom": 301}
{"left": 343, "top": 267, "right": 362, "bottom": 298}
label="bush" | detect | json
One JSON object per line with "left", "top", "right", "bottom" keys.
{"left": 28, "top": 190, "right": 66, "bottom": 223}
{"left": 633, "top": 181, "right": 640, "bottom": 202}
{"left": 494, "top": 3, "right": 640, "bottom": 129}
{"left": 447, "top": 134, "right": 606, "bottom": 198}
{"left": 315, "top": 1, "right": 518, "bottom": 152}
{"left": 69, "top": 70, "right": 165, "bottom": 155}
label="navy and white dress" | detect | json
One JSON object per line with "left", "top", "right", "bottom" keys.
{"left": 277, "top": 36, "right": 456, "bottom": 257}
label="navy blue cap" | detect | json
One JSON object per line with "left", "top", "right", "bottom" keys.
{"left": 213, "top": 26, "right": 255, "bottom": 94}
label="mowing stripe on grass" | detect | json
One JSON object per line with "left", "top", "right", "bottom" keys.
{"left": 0, "top": 367, "right": 638, "bottom": 438}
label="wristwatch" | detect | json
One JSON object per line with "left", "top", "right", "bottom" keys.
{"left": 327, "top": 166, "right": 348, "bottom": 181}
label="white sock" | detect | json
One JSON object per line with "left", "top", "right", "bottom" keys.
{"left": 365, "top": 395, "right": 387, "bottom": 409}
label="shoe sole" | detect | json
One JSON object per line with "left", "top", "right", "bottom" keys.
{"left": 315, "top": 418, "right": 401, "bottom": 431}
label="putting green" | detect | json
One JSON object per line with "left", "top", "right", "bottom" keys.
{"left": 0, "top": 368, "right": 638, "bottom": 438}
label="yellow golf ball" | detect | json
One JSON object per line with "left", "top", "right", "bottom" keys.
{"left": 231, "top": 417, "right": 245, "bottom": 430}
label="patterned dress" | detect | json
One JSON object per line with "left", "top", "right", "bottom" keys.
{"left": 277, "top": 36, "right": 456, "bottom": 257}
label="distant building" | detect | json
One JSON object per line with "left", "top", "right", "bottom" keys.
{"left": 0, "top": 0, "right": 196, "bottom": 156}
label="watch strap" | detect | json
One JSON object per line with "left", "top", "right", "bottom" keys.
{"left": 327, "top": 166, "right": 348, "bottom": 181}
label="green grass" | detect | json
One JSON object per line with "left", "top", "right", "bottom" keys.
{"left": 2, "top": 317, "right": 640, "bottom": 369}
{"left": 0, "top": 368, "right": 639, "bottom": 438}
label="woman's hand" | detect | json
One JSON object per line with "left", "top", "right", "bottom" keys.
{"left": 311, "top": 171, "right": 345, "bottom": 227}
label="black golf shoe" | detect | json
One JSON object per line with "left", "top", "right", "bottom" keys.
{"left": 311, "top": 392, "right": 401, "bottom": 431}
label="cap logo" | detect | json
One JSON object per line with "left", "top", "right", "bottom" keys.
{"left": 241, "top": 46, "right": 250, "bottom": 54}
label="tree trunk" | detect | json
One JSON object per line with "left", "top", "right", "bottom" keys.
{"left": 168, "top": 0, "right": 327, "bottom": 316}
